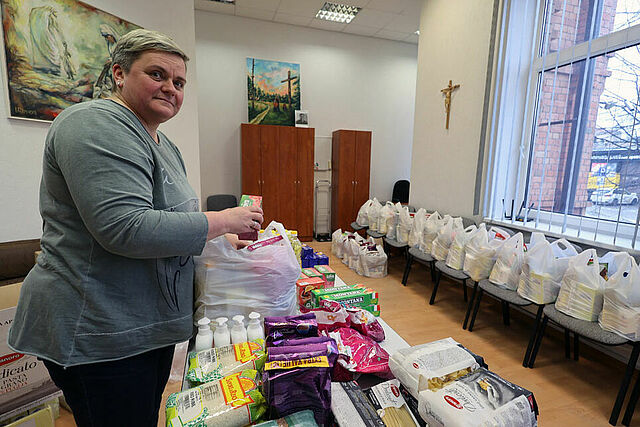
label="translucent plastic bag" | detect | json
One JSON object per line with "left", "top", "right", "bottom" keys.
{"left": 421, "top": 211, "right": 443, "bottom": 254}
{"left": 409, "top": 208, "right": 428, "bottom": 247}
{"left": 331, "top": 228, "right": 343, "bottom": 257}
{"left": 362, "top": 244, "right": 388, "bottom": 278}
{"left": 431, "top": 217, "right": 463, "bottom": 261}
{"left": 463, "top": 225, "right": 505, "bottom": 282}
{"left": 194, "top": 221, "right": 300, "bottom": 322}
{"left": 489, "top": 232, "right": 525, "bottom": 290}
{"left": 600, "top": 255, "right": 640, "bottom": 340}
{"left": 356, "top": 200, "right": 373, "bottom": 226}
{"left": 556, "top": 249, "right": 605, "bottom": 322}
{"left": 445, "top": 224, "right": 477, "bottom": 270}
{"left": 386, "top": 207, "right": 399, "bottom": 240}
{"left": 396, "top": 206, "right": 412, "bottom": 244}
{"left": 378, "top": 202, "right": 395, "bottom": 235}
{"left": 367, "top": 198, "right": 382, "bottom": 232}
{"left": 517, "top": 238, "right": 577, "bottom": 304}
{"left": 347, "top": 237, "right": 365, "bottom": 273}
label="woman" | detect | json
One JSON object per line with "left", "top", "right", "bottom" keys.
{"left": 8, "top": 29, "right": 262, "bottom": 426}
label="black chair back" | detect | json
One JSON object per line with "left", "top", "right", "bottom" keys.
{"left": 206, "top": 194, "right": 238, "bottom": 211}
{"left": 391, "top": 180, "right": 410, "bottom": 204}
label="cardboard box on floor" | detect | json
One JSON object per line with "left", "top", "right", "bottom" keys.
{"left": 0, "top": 282, "right": 61, "bottom": 423}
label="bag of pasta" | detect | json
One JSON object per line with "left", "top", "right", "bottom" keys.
{"left": 555, "top": 249, "right": 605, "bottom": 322}
{"left": 489, "top": 232, "right": 525, "bottom": 291}
{"left": 600, "top": 254, "right": 640, "bottom": 341}
{"left": 409, "top": 208, "right": 428, "bottom": 247}
{"left": 166, "top": 370, "right": 267, "bottom": 427}
{"left": 446, "top": 224, "right": 477, "bottom": 271}
{"left": 365, "top": 379, "right": 421, "bottom": 427}
{"left": 431, "top": 216, "right": 463, "bottom": 261}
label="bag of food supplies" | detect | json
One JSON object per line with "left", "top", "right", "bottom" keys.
{"left": 409, "top": 208, "right": 428, "bottom": 247}
{"left": 431, "top": 216, "right": 463, "bottom": 261}
{"left": 386, "top": 204, "right": 401, "bottom": 240}
{"left": 388, "top": 337, "right": 484, "bottom": 399}
{"left": 378, "top": 201, "right": 396, "bottom": 235}
{"left": 357, "top": 199, "right": 373, "bottom": 226}
{"left": 396, "top": 205, "right": 413, "bottom": 244}
{"left": 517, "top": 238, "right": 577, "bottom": 304}
{"left": 186, "top": 340, "right": 266, "bottom": 384}
{"left": 417, "top": 368, "right": 538, "bottom": 427}
{"left": 332, "top": 228, "right": 343, "bottom": 257}
{"left": 348, "top": 237, "right": 365, "bottom": 273}
{"left": 489, "top": 232, "right": 525, "bottom": 291}
{"left": 362, "top": 243, "right": 388, "bottom": 278}
{"left": 463, "top": 226, "right": 508, "bottom": 282}
{"left": 367, "top": 198, "right": 383, "bottom": 232}
{"left": 194, "top": 221, "right": 299, "bottom": 322}
{"left": 600, "top": 254, "right": 640, "bottom": 340}
{"left": 166, "top": 370, "right": 267, "bottom": 427}
{"left": 555, "top": 249, "right": 605, "bottom": 322}
{"left": 446, "top": 224, "right": 477, "bottom": 270}
{"left": 422, "top": 211, "right": 444, "bottom": 254}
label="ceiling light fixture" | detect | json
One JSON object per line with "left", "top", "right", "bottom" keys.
{"left": 315, "top": 2, "right": 361, "bottom": 24}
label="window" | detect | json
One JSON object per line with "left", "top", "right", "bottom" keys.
{"left": 484, "top": 0, "right": 640, "bottom": 250}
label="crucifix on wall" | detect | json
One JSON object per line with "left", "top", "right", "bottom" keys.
{"left": 281, "top": 69, "right": 298, "bottom": 110}
{"left": 441, "top": 80, "right": 460, "bottom": 129}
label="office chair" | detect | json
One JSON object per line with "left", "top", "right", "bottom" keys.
{"left": 391, "top": 180, "right": 409, "bottom": 204}
{"left": 206, "top": 194, "right": 238, "bottom": 211}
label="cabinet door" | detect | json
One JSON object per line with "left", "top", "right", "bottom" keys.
{"left": 353, "top": 131, "right": 371, "bottom": 219}
{"left": 241, "top": 124, "right": 261, "bottom": 196}
{"left": 296, "top": 127, "right": 314, "bottom": 240}
{"left": 260, "top": 125, "right": 280, "bottom": 225}
{"left": 331, "top": 130, "right": 356, "bottom": 232}
{"left": 278, "top": 126, "right": 297, "bottom": 230}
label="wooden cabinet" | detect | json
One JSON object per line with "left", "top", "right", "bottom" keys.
{"left": 241, "top": 124, "right": 314, "bottom": 241}
{"left": 331, "top": 129, "right": 371, "bottom": 232}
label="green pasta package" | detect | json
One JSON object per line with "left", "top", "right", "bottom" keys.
{"left": 186, "top": 339, "right": 266, "bottom": 384}
{"left": 166, "top": 370, "right": 266, "bottom": 427}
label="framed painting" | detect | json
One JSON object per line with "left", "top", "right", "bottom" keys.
{"left": 247, "top": 57, "right": 300, "bottom": 126}
{"left": 0, "top": 0, "right": 141, "bottom": 121}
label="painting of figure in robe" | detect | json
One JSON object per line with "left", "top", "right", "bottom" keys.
{"left": 1, "top": 0, "right": 140, "bottom": 121}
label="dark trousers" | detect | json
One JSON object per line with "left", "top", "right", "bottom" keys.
{"left": 44, "top": 345, "right": 175, "bottom": 427}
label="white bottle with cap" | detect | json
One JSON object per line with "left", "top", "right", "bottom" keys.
{"left": 194, "top": 317, "right": 214, "bottom": 352}
{"left": 246, "top": 312, "right": 265, "bottom": 342}
{"left": 213, "top": 317, "right": 231, "bottom": 348}
{"left": 231, "top": 314, "right": 248, "bottom": 344}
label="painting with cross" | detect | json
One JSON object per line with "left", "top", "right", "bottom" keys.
{"left": 246, "top": 57, "right": 300, "bottom": 126}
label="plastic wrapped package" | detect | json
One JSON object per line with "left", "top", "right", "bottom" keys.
{"left": 446, "top": 224, "right": 477, "bottom": 270}
{"left": 431, "top": 216, "right": 463, "bottom": 261}
{"left": 186, "top": 340, "right": 266, "bottom": 384}
{"left": 166, "top": 370, "right": 267, "bottom": 427}
{"left": 253, "top": 410, "right": 318, "bottom": 427}
{"left": 329, "top": 327, "right": 392, "bottom": 379}
{"left": 357, "top": 200, "right": 373, "bottom": 226}
{"left": 417, "top": 368, "right": 538, "bottom": 427}
{"left": 489, "top": 233, "right": 525, "bottom": 291}
{"left": 367, "top": 198, "right": 383, "bottom": 232}
{"left": 347, "top": 306, "right": 385, "bottom": 342}
{"left": 396, "top": 206, "right": 413, "bottom": 244}
{"left": 311, "top": 299, "right": 351, "bottom": 332}
{"left": 599, "top": 254, "right": 640, "bottom": 340}
{"left": 362, "top": 244, "right": 388, "bottom": 278}
{"left": 517, "top": 238, "right": 577, "bottom": 304}
{"left": 264, "top": 313, "right": 319, "bottom": 346}
{"left": 365, "top": 379, "right": 421, "bottom": 427}
{"left": 555, "top": 249, "right": 605, "bottom": 322}
{"left": 388, "top": 337, "right": 483, "bottom": 399}
{"left": 408, "top": 208, "right": 428, "bottom": 247}
{"left": 386, "top": 210, "right": 399, "bottom": 240}
{"left": 421, "top": 211, "right": 443, "bottom": 254}
{"left": 194, "top": 221, "right": 300, "bottom": 322}
{"left": 463, "top": 225, "right": 506, "bottom": 282}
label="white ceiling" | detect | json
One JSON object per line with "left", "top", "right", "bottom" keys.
{"left": 194, "top": 0, "right": 422, "bottom": 44}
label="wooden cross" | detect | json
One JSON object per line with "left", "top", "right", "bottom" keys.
{"left": 281, "top": 70, "right": 298, "bottom": 108}
{"left": 441, "top": 80, "right": 460, "bottom": 129}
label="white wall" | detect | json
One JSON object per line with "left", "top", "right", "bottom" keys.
{"left": 0, "top": 0, "right": 201, "bottom": 243}
{"left": 410, "top": 0, "right": 495, "bottom": 217}
{"left": 195, "top": 11, "right": 418, "bottom": 204}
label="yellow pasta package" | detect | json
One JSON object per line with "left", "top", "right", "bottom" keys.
{"left": 365, "top": 379, "right": 420, "bottom": 427}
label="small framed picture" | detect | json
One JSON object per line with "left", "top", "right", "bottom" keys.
{"left": 295, "top": 110, "right": 309, "bottom": 127}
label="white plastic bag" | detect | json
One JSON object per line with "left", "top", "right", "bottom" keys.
{"left": 396, "top": 206, "right": 412, "bottom": 244}
{"left": 331, "top": 228, "right": 343, "bottom": 257}
{"left": 378, "top": 201, "right": 395, "bottom": 235}
{"left": 362, "top": 243, "right": 388, "bottom": 278}
{"left": 421, "top": 211, "right": 443, "bottom": 254}
{"left": 356, "top": 200, "right": 373, "bottom": 226}
{"left": 556, "top": 249, "right": 605, "bottom": 322}
{"left": 386, "top": 208, "right": 399, "bottom": 240}
{"left": 489, "top": 232, "right": 525, "bottom": 290}
{"left": 431, "top": 217, "right": 463, "bottom": 261}
{"left": 367, "top": 198, "right": 383, "bottom": 232}
{"left": 517, "top": 238, "right": 577, "bottom": 304}
{"left": 194, "top": 221, "right": 300, "bottom": 322}
{"left": 445, "top": 224, "right": 477, "bottom": 270}
{"left": 600, "top": 255, "right": 640, "bottom": 340}
{"left": 409, "top": 208, "right": 428, "bottom": 247}
{"left": 463, "top": 225, "right": 506, "bottom": 282}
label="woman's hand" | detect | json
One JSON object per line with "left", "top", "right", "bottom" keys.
{"left": 224, "top": 233, "right": 252, "bottom": 249}
{"left": 204, "top": 206, "right": 263, "bottom": 240}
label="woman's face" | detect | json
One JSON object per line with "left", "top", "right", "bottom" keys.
{"left": 113, "top": 50, "right": 186, "bottom": 128}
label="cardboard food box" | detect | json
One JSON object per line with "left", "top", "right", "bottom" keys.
{"left": 310, "top": 284, "right": 370, "bottom": 306}
{"left": 237, "top": 195, "right": 262, "bottom": 241}
{"left": 314, "top": 265, "right": 336, "bottom": 288}
{"left": 296, "top": 277, "right": 325, "bottom": 312}
{"left": 5, "top": 406, "right": 54, "bottom": 427}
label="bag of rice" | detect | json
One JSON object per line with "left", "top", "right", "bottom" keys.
{"left": 186, "top": 340, "right": 266, "bottom": 384}
{"left": 166, "top": 370, "right": 266, "bottom": 427}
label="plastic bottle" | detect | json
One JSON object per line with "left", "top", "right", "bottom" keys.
{"left": 213, "top": 317, "right": 230, "bottom": 348}
{"left": 231, "top": 315, "right": 248, "bottom": 344}
{"left": 246, "top": 312, "right": 265, "bottom": 342}
{"left": 194, "top": 317, "right": 213, "bottom": 352}
{"left": 289, "top": 230, "right": 302, "bottom": 265}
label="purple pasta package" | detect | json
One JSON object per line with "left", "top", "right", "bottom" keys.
{"left": 264, "top": 313, "right": 318, "bottom": 345}
{"left": 269, "top": 335, "right": 333, "bottom": 347}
